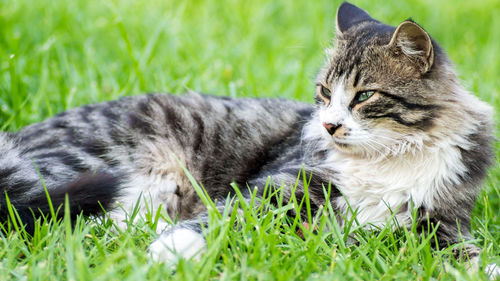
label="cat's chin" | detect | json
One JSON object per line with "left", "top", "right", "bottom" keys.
{"left": 332, "top": 140, "right": 358, "bottom": 154}
{"left": 332, "top": 139, "right": 384, "bottom": 158}
{"left": 333, "top": 143, "right": 382, "bottom": 159}
{"left": 333, "top": 141, "right": 350, "bottom": 149}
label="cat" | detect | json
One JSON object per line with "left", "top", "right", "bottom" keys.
{"left": 0, "top": 1, "right": 497, "bottom": 276}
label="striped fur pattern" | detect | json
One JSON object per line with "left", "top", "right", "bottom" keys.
{"left": 0, "top": 2, "right": 495, "bottom": 273}
{"left": 0, "top": 93, "right": 312, "bottom": 230}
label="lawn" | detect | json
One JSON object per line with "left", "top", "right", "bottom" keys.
{"left": 0, "top": 0, "right": 499, "bottom": 280}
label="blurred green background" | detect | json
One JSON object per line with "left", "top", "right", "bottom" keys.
{"left": 0, "top": 0, "right": 498, "bottom": 279}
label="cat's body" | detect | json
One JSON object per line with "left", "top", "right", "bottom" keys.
{"left": 0, "top": 2, "right": 497, "bottom": 275}
{"left": 0, "top": 93, "right": 315, "bottom": 230}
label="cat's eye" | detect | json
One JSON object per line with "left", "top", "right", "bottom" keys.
{"left": 319, "top": 85, "right": 331, "bottom": 98}
{"left": 356, "top": 90, "right": 375, "bottom": 102}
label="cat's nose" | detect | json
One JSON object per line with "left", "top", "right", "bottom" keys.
{"left": 322, "top": 122, "right": 342, "bottom": 135}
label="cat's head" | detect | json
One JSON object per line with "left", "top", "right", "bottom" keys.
{"left": 312, "top": 2, "right": 490, "bottom": 158}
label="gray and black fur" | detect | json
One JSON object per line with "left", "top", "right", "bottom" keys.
{"left": 0, "top": 94, "right": 317, "bottom": 230}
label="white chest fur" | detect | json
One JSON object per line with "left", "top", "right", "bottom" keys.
{"left": 330, "top": 142, "right": 467, "bottom": 227}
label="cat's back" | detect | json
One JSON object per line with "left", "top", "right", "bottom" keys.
{"left": 16, "top": 93, "right": 312, "bottom": 159}
{"left": 9, "top": 93, "right": 313, "bottom": 218}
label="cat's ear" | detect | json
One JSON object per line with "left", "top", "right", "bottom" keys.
{"left": 336, "top": 2, "right": 376, "bottom": 35}
{"left": 388, "top": 20, "right": 434, "bottom": 74}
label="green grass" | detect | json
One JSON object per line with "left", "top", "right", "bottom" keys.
{"left": 0, "top": 0, "right": 499, "bottom": 279}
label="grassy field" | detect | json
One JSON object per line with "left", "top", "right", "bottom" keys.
{"left": 1, "top": 0, "right": 499, "bottom": 280}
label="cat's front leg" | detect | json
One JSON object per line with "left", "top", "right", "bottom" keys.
{"left": 149, "top": 197, "right": 243, "bottom": 264}
{"left": 149, "top": 203, "right": 220, "bottom": 264}
{"left": 149, "top": 219, "right": 207, "bottom": 264}
{"left": 417, "top": 214, "right": 499, "bottom": 279}
{"left": 450, "top": 244, "right": 499, "bottom": 280}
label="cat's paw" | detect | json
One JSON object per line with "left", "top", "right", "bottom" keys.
{"left": 485, "top": 263, "right": 500, "bottom": 280}
{"left": 467, "top": 256, "right": 500, "bottom": 280}
{"left": 149, "top": 228, "right": 206, "bottom": 264}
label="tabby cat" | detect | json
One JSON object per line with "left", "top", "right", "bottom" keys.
{"left": 0, "top": 2, "right": 496, "bottom": 274}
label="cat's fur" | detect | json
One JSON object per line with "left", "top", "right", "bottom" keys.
{"left": 0, "top": 2, "right": 496, "bottom": 275}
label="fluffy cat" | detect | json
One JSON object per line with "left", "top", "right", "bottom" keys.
{"left": 0, "top": 2, "right": 496, "bottom": 275}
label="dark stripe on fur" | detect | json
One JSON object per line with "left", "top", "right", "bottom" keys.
{"left": 365, "top": 112, "right": 434, "bottom": 129}
{"left": 325, "top": 66, "right": 335, "bottom": 86}
{"left": 190, "top": 112, "right": 205, "bottom": 153}
{"left": 1, "top": 172, "right": 123, "bottom": 234}
{"left": 457, "top": 128, "right": 494, "bottom": 186}
{"left": 127, "top": 112, "right": 156, "bottom": 136}
{"left": 30, "top": 151, "right": 90, "bottom": 173}
{"left": 81, "top": 141, "right": 111, "bottom": 160}
{"left": 157, "top": 98, "right": 185, "bottom": 136}
{"left": 352, "top": 71, "right": 361, "bottom": 88}
{"left": 377, "top": 91, "right": 438, "bottom": 111}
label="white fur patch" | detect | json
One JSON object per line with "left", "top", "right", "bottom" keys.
{"left": 485, "top": 263, "right": 500, "bottom": 280}
{"left": 330, "top": 136, "right": 468, "bottom": 227}
{"left": 149, "top": 228, "right": 206, "bottom": 264}
{"left": 464, "top": 257, "right": 500, "bottom": 280}
{"left": 107, "top": 172, "right": 180, "bottom": 232}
